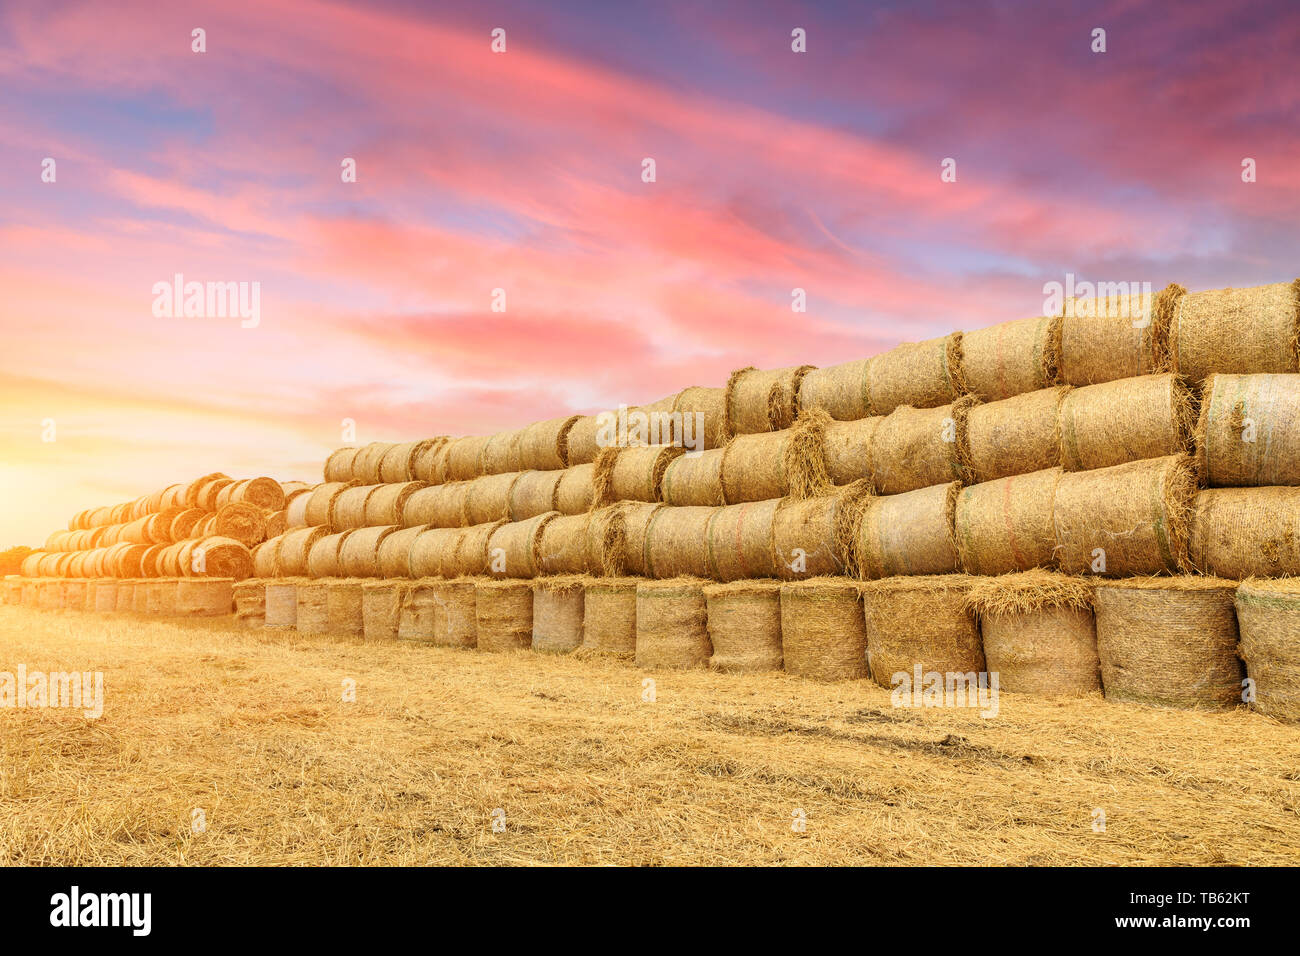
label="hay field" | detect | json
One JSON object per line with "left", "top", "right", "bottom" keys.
{"left": 1, "top": 605, "right": 1296, "bottom": 866}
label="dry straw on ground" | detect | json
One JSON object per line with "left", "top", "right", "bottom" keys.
{"left": 966, "top": 570, "right": 1099, "bottom": 696}
{"left": 1186, "top": 487, "right": 1300, "bottom": 578}
{"left": 855, "top": 482, "right": 960, "bottom": 579}
{"left": 704, "top": 580, "right": 783, "bottom": 673}
{"left": 580, "top": 578, "right": 639, "bottom": 658}
{"left": 635, "top": 578, "right": 711, "bottom": 670}
{"left": 475, "top": 578, "right": 533, "bottom": 652}
{"left": 1094, "top": 577, "right": 1243, "bottom": 710}
{"left": 1052, "top": 455, "right": 1196, "bottom": 576}
{"left": 531, "top": 576, "right": 585, "bottom": 654}
{"left": 1233, "top": 579, "right": 1300, "bottom": 723}
{"left": 1059, "top": 373, "right": 1194, "bottom": 471}
{"left": 724, "top": 365, "right": 814, "bottom": 434}
{"left": 1059, "top": 286, "right": 1165, "bottom": 385}
{"left": 865, "top": 332, "right": 965, "bottom": 416}
{"left": 954, "top": 467, "right": 1061, "bottom": 575}
{"left": 869, "top": 397, "right": 975, "bottom": 495}
{"left": 797, "top": 358, "right": 872, "bottom": 422}
{"left": 1170, "top": 281, "right": 1300, "bottom": 382}
{"left": 706, "top": 499, "right": 780, "bottom": 581}
{"left": 1197, "top": 372, "right": 1300, "bottom": 486}
{"left": 661, "top": 448, "right": 726, "bottom": 506}
{"left": 643, "top": 506, "right": 714, "bottom": 579}
{"left": 966, "top": 386, "right": 1068, "bottom": 483}
{"left": 961, "top": 314, "right": 1062, "bottom": 402}
{"left": 779, "top": 578, "right": 867, "bottom": 681}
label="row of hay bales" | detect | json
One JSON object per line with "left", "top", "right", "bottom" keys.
{"left": 58, "top": 570, "right": 1280, "bottom": 723}
{"left": 2, "top": 576, "right": 235, "bottom": 616}
{"left": 18, "top": 536, "right": 256, "bottom": 580}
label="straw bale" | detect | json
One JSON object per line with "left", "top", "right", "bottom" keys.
{"left": 772, "top": 482, "right": 872, "bottom": 579}
{"left": 402, "top": 482, "right": 471, "bottom": 528}
{"left": 822, "top": 413, "right": 881, "bottom": 487}
{"left": 798, "top": 358, "right": 871, "bottom": 422}
{"left": 304, "top": 481, "right": 357, "bottom": 527}
{"left": 285, "top": 489, "right": 311, "bottom": 528}
{"left": 487, "top": 512, "right": 557, "bottom": 578}
{"left": 323, "top": 447, "right": 360, "bottom": 483}
{"left": 635, "top": 579, "right": 711, "bottom": 669}
{"left": 295, "top": 580, "right": 332, "bottom": 635}
{"left": 63, "top": 580, "right": 88, "bottom": 611}
{"left": 518, "top": 416, "right": 581, "bottom": 471}
{"left": 869, "top": 397, "right": 975, "bottom": 495}
{"left": 1170, "top": 281, "right": 1300, "bottom": 382}
{"left": 552, "top": 464, "right": 596, "bottom": 515}
{"left": 531, "top": 576, "right": 585, "bottom": 653}
{"left": 196, "top": 478, "right": 235, "bottom": 512}
{"left": 177, "top": 537, "right": 250, "bottom": 580}
{"left": 376, "top": 524, "right": 426, "bottom": 577}
{"left": 428, "top": 579, "right": 477, "bottom": 647}
{"left": 535, "top": 513, "right": 592, "bottom": 575}
{"left": 855, "top": 482, "right": 960, "bottom": 579}
{"left": 866, "top": 333, "right": 966, "bottom": 416}
{"left": 276, "top": 527, "right": 327, "bottom": 576}
{"left": 725, "top": 365, "right": 814, "bottom": 434}
{"left": 475, "top": 579, "right": 533, "bottom": 652}
{"left": 1059, "top": 374, "right": 1193, "bottom": 471}
{"left": 1052, "top": 455, "right": 1196, "bottom": 576}
{"left": 233, "top": 580, "right": 266, "bottom": 628}
{"left": 481, "top": 429, "right": 525, "bottom": 475}
{"left": 779, "top": 578, "right": 867, "bottom": 680}
{"left": 365, "top": 481, "right": 427, "bottom": 527}
{"left": 962, "top": 314, "right": 1061, "bottom": 402}
{"left": 337, "top": 525, "right": 396, "bottom": 577}
{"left": 211, "top": 502, "right": 266, "bottom": 548}
{"left": 509, "top": 470, "right": 565, "bottom": 520}
{"left": 412, "top": 438, "right": 451, "bottom": 483}
{"left": 446, "top": 520, "right": 507, "bottom": 577}
{"left": 967, "top": 386, "right": 1067, "bottom": 483}
{"left": 351, "top": 442, "right": 394, "bottom": 484}
{"left": 92, "top": 579, "right": 118, "bottom": 612}
{"left": 397, "top": 579, "right": 442, "bottom": 643}
{"left": 361, "top": 581, "right": 412, "bottom": 642}
{"left": 954, "top": 467, "right": 1061, "bottom": 575}
{"left": 1187, "top": 487, "right": 1300, "bottom": 578}
{"left": 706, "top": 499, "right": 779, "bottom": 581}
{"left": 264, "top": 580, "right": 299, "bottom": 628}
{"left": 861, "top": 575, "right": 983, "bottom": 687}
{"left": 644, "top": 506, "right": 714, "bottom": 579}
{"left": 183, "top": 472, "right": 228, "bottom": 508}
{"left": 1234, "top": 579, "right": 1300, "bottom": 723}
{"left": 1198, "top": 373, "right": 1300, "bottom": 486}
{"left": 580, "top": 579, "right": 639, "bottom": 657}
{"left": 326, "top": 579, "right": 365, "bottom": 637}
{"left": 594, "top": 445, "right": 683, "bottom": 504}
{"left": 378, "top": 441, "right": 429, "bottom": 483}
{"left": 661, "top": 449, "right": 725, "bottom": 507}
{"left": 463, "top": 472, "right": 523, "bottom": 526}
{"left": 1094, "top": 577, "right": 1243, "bottom": 709}
{"left": 673, "top": 386, "right": 730, "bottom": 450}
{"left": 610, "top": 503, "right": 657, "bottom": 576}
{"left": 704, "top": 580, "right": 783, "bottom": 673}
{"left": 227, "top": 477, "right": 286, "bottom": 511}
{"left": 252, "top": 536, "right": 282, "bottom": 578}
{"left": 1060, "top": 285, "right": 1165, "bottom": 385}
{"left": 409, "top": 527, "right": 467, "bottom": 578}
{"left": 330, "top": 484, "right": 378, "bottom": 530}
{"left": 443, "top": 435, "right": 492, "bottom": 481}
{"left": 264, "top": 509, "right": 287, "bottom": 540}
{"left": 564, "top": 416, "right": 604, "bottom": 467}
{"left": 112, "top": 580, "right": 136, "bottom": 613}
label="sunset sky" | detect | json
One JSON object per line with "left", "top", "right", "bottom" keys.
{"left": 2, "top": 0, "right": 1297, "bottom": 546}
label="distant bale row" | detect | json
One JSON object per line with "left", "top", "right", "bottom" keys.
{"left": 6, "top": 577, "right": 235, "bottom": 616}
{"left": 68, "top": 474, "right": 289, "bottom": 530}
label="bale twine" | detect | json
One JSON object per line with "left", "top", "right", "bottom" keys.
{"left": 176, "top": 578, "right": 234, "bottom": 616}
{"left": 706, "top": 499, "right": 779, "bottom": 581}
{"left": 1059, "top": 373, "right": 1193, "bottom": 472}
{"left": 724, "top": 365, "right": 814, "bottom": 434}
{"left": 351, "top": 442, "right": 395, "bottom": 484}
{"left": 1170, "top": 281, "right": 1300, "bottom": 382}
{"left": 823, "top": 414, "right": 882, "bottom": 486}
{"left": 861, "top": 575, "right": 983, "bottom": 688}
{"left": 954, "top": 468, "right": 1061, "bottom": 576}
{"left": 1052, "top": 455, "right": 1196, "bottom": 576}
{"left": 1234, "top": 580, "right": 1300, "bottom": 723}
{"left": 376, "top": 525, "right": 424, "bottom": 577}
{"left": 447, "top": 520, "right": 507, "bottom": 577}
{"left": 412, "top": 437, "right": 451, "bottom": 483}
{"left": 661, "top": 449, "right": 726, "bottom": 506}
{"left": 965, "top": 571, "right": 1099, "bottom": 695}
{"left": 643, "top": 506, "right": 714, "bottom": 579}
{"left": 264, "top": 580, "right": 299, "bottom": 627}
{"left": 486, "top": 512, "right": 557, "bottom": 578}
{"left": 1060, "top": 285, "right": 1164, "bottom": 385}
{"left": 509, "top": 470, "right": 565, "bottom": 520}
{"left": 798, "top": 358, "right": 871, "bottom": 422}
{"left": 430, "top": 580, "right": 477, "bottom": 647}
{"left": 361, "top": 580, "right": 412, "bottom": 641}
{"left": 552, "top": 464, "right": 596, "bottom": 515}
{"left": 866, "top": 333, "right": 965, "bottom": 416}
{"left": 304, "top": 481, "right": 356, "bottom": 527}
{"left": 518, "top": 416, "right": 580, "bottom": 471}
{"left": 594, "top": 445, "right": 683, "bottom": 504}
{"left": 635, "top": 579, "right": 711, "bottom": 669}
{"left": 966, "top": 386, "right": 1067, "bottom": 483}
{"left": 409, "top": 527, "right": 464, "bottom": 577}
{"left": 772, "top": 483, "right": 871, "bottom": 579}
{"left": 402, "top": 482, "right": 471, "bottom": 528}
{"left": 535, "top": 514, "right": 593, "bottom": 575}
{"left": 294, "top": 579, "right": 332, "bottom": 635}
{"left": 443, "top": 435, "right": 492, "bottom": 482}
{"left": 93, "top": 579, "right": 118, "bottom": 612}
{"left": 285, "top": 489, "right": 312, "bottom": 528}
{"left": 564, "top": 415, "right": 604, "bottom": 467}
{"left": 330, "top": 484, "right": 379, "bottom": 530}
{"left": 475, "top": 579, "right": 534, "bottom": 652}
{"left": 211, "top": 502, "right": 266, "bottom": 547}
{"left": 779, "top": 578, "right": 868, "bottom": 681}
{"left": 1197, "top": 373, "right": 1300, "bottom": 486}
{"left": 365, "top": 481, "right": 426, "bottom": 527}
{"left": 463, "top": 471, "right": 522, "bottom": 526}
{"left": 252, "top": 535, "right": 282, "bottom": 578}
{"left": 704, "top": 580, "right": 783, "bottom": 673}
{"left": 1187, "top": 487, "right": 1300, "bottom": 578}
{"left": 326, "top": 579, "right": 365, "bottom": 637}
{"left": 1094, "top": 577, "right": 1243, "bottom": 710}
{"left": 855, "top": 482, "right": 961, "bottom": 579}
{"left": 397, "top": 579, "right": 443, "bottom": 643}
{"left": 338, "top": 525, "right": 397, "bottom": 577}
{"left": 869, "top": 397, "right": 975, "bottom": 495}
{"left": 962, "top": 313, "right": 1062, "bottom": 402}
{"left": 532, "top": 576, "right": 585, "bottom": 653}
{"left": 307, "top": 530, "right": 352, "bottom": 578}
{"left": 232, "top": 580, "right": 266, "bottom": 628}
{"left": 114, "top": 580, "right": 136, "bottom": 613}
{"left": 673, "top": 386, "right": 730, "bottom": 450}
{"left": 378, "top": 441, "right": 429, "bottom": 483}
{"left": 581, "top": 578, "right": 639, "bottom": 657}
{"left": 323, "top": 446, "right": 360, "bottom": 482}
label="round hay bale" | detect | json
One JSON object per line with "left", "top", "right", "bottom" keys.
{"left": 196, "top": 478, "right": 234, "bottom": 512}
{"left": 1198, "top": 372, "right": 1300, "bottom": 486}
{"left": 966, "top": 570, "right": 1099, "bottom": 695}
{"left": 579, "top": 578, "right": 638, "bottom": 657}
{"left": 185, "top": 536, "right": 253, "bottom": 580}
{"left": 594, "top": 445, "right": 683, "bottom": 504}
{"left": 518, "top": 416, "right": 580, "bottom": 471}
{"left": 961, "top": 314, "right": 1062, "bottom": 402}
{"left": 464, "top": 472, "right": 522, "bottom": 526}
{"left": 706, "top": 499, "right": 779, "bottom": 581}
{"left": 323, "top": 446, "right": 360, "bottom": 483}
{"left": 643, "top": 506, "right": 714, "bottom": 579}
{"left": 1060, "top": 285, "right": 1165, "bottom": 386}
{"left": 532, "top": 576, "right": 585, "bottom": 653}
{"left": 552, "top": 463, "right": 596, "bottom": 515}
{"left": 798, "top": 359, "right": 871, "bottom": 422}
{"left": 326, "top": 579, "right": 365, "bottom": 637}
{"left": 121, "top": 515, "right": 153, "bottom": 545}
{"left": 227, "top": 477, "right": 285, "bottom": 511}
{"left": 252, "top": 535, "right": 282, "bottom": 578}
{"left": 725, "top": 365, "right": 814, "bottom": 435}
{"left": 176, "top": 578, "right": 234, "bottom": 616}
{"left": 304, "top": 481, "right": 357, "bottom": 527}
{"left": 855, "top": 482, "right": 960, "bottom": 579}
{"left": 481, "top": 429, "right": 525, "bottom": 475}
{"left": 296, "top": 580, "right": 332, "bottom": 635}
{"left": 192, "top": 515, "right": 218, "bottom": 538}
{"left": 1059, "top": 373, "right": 1193, "bottom": 472}
{"left": 62, "top": 579, "right": 87, "bottom": 611}
{"left": 157, "top": 542, "right": 186, "bottom": 577}
{"left": 966, "top": 386, "right": 1067, "bottom": 483}
{"left": 427, "top": 579, "right": 477, "bottom": 647}
{"left": 661, "top": 448, "right": 725, "bottom": 506}
{"left": 307, "top": 530, "right": 353, "bottom": 578}
{"left": 439, "top": 520, "right": 503, "bottom": 577}
{"left": 509, "top": 470, "right": 565, "bottom": 520}
{"left": 562, "top": 415, "right": 604, "bottom": 467}
{"left": 378, "top": 441, "right": 429, "bottom": 483}
{"left": 397, "top": 579, "right": 443, "bottom": 643}
{"left": 861, "top": 575, "right": 983, "bottom": 688}
{"left": 954, "top": 468, "right": 1061, "bottom": 576}
{"left": 1052, "top": 454, "right": 1196, "bottom": 576}
{"left": 233, "top": 580, "right": 266, "bottom": 628}
{"left": 376, "top": 524, "right": 425, "bottom": 577}
{"left": 1094, "top": 577, "right": 1243, "bottom": 710}
{"left": 113, "top": 580, "right": 137, "bottom": 612}
{"left": 264, "top": 580, "right": 299, "bottom": 628}
{"left": 823, "top": 414, "right": 882, "bottom": 487}
{"left": 535, "top": 513, "right": 604, "bottom": 575}
{"left": 131, "top": 579, "right": 151, "bottom": 613}
{"left": 866, "top": 333, "right": 965, "bottom": 416}
{"left": 1187, "top": 487, "right": 1300, "bottom": 578}
{"left": 211, "top": 502, "right": 266, "bottom": 548}
{"left": 93, "top": 579, "right": 118, "bottom": 612}
{"left": 409, "top": 527, "right": 463, "bottom": 578}
{"left": 168, "top": 507, "right": 205, "bottom": 541}
{"left": 486, "top": 512, "right": 557, "bottom": 578}
{"left": 361, "top": 581, "right": 412, "bottom": 641}
{"left": 286, "top": 488, "right": 312, "bottom": 528}
{"left": 338, "top": 525, "right": 397, "bottom": 577}
{"left": 20, "top": 552, "right": 45, "bottom": 577}
{"left": 273, "top": 527, "right": 327, "bottom": 576}
{"left": 779, "top": 578, "right": 867, "bottom": 680}
{"left": 475, "top": 579, "right": 533, "bottom": 652}
{"left": 1170, "top": 281, "right": 1300, "bottom": 382}
{"left": 412, "top": 437, "right": 451, "bottom": 483}
{"left": 264, "top": 509, "right": 287, "bottom": 540}
{"left": 611, "top": 503, "right": 658, "bottom": 577}
{"left": 443, "top": 435, "right": 492, "bottom": 482}
{"left": 704, "top": 580, "right": 783, "bottom": 672}
{"left": 719, "top": 431, "right": 800, "bottom": 503}
{"left": 351, "top": 442, "right": 395, "bottom": 484}
{"left": 772, "top": 483, "right": 871, "bottom": 579}
{"left": 635, "top": 579, "right": 710, "bottom": 669}
{"left": 183, "top": 472, "right": 228, "bottom": 509}
{"left": 331, "top": 484, "right": 379, "bottom": 530}
{"left": 367, "top": 481, "right": 426, "bottom": 527}
{"left": 869, "top": 397, "right": 975, "bottom": 495}
{"left": 673, "top": 386, "right": 730, "bottom": 450}
{"left": 1234, "top": 579, "right": 1300, "bottom": 723}
{"left": 402, "top": 482, "right": 471, "bottom": 528}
